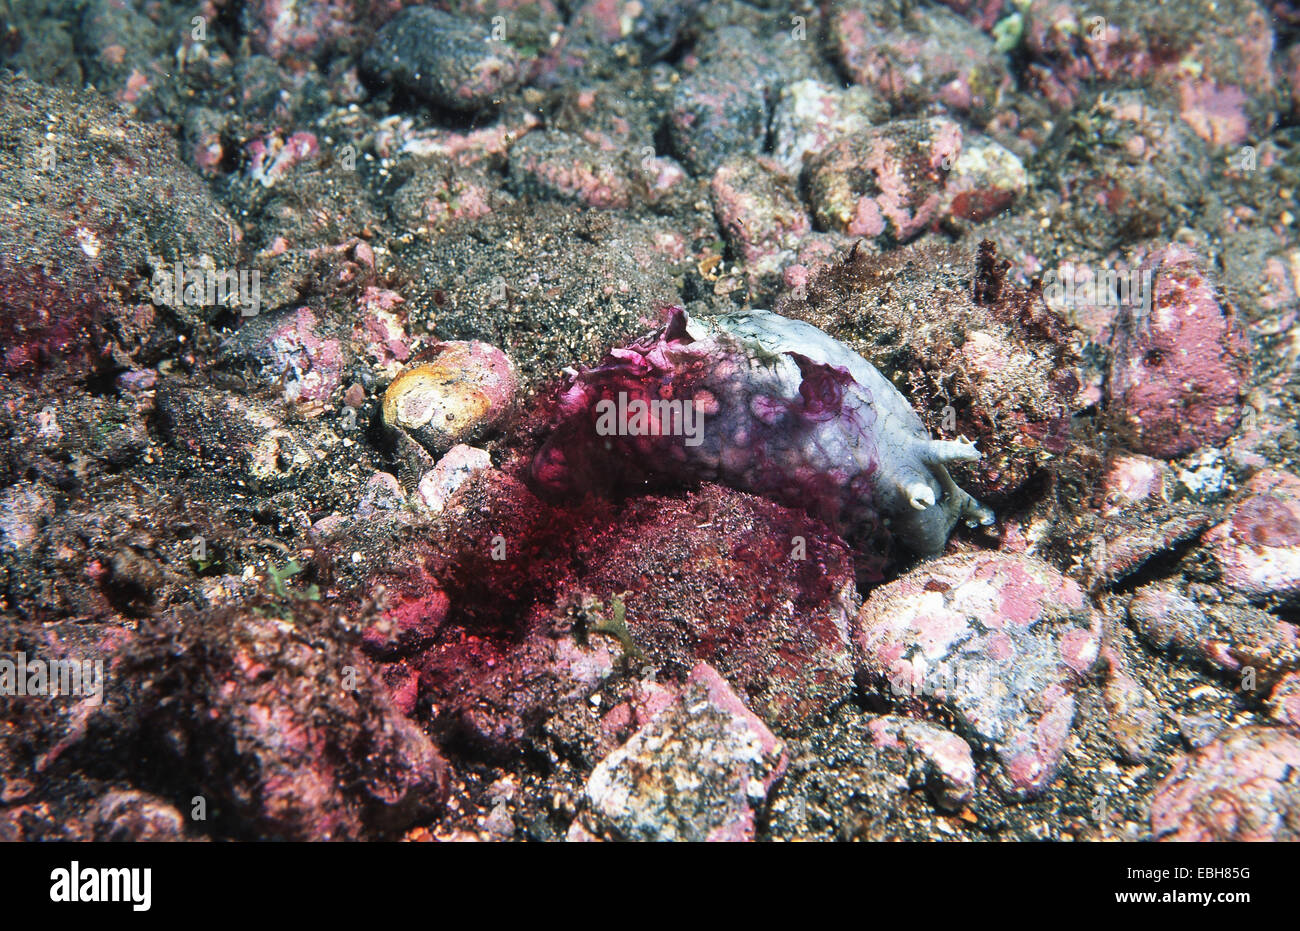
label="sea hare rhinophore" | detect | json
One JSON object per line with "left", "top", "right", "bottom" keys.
{"left": 532, "top": 307, "right": 993, "bottom": 555}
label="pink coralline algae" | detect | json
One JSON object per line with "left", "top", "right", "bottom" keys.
{"left": 245, "top": 0, "right": 393, "bottom": 64}
{"left": 856, "top": 552, "right": 1102, "bottom": 798}
{"left": 120, "top": 604, "right": 449, "bottom": 840}
{"left": 508, "top": 131, "right": 635, "bottom": 210}
{"left": 1106, "top": 245, "right": 1251, "bottom": 458}
{"left": 0, "top": 264, "right": 109, "bottom": 384}
{"left": 806, "top": 117, "right": 962, "bottom": 246}
{"left": 263, "top": 306, "right": 344, "bottom": 403}
{"left": 246, "top": 131, "right": 319, "bottom": 188}
{"left": 531, "top": 307, "right": 993, "bottom": 556}
{"left": 1100, "top": 454, "right": 1168, "bottom": 516}
{"left": 553, "top": 482, "right": 859, "bottom": 734}
{"left": 578, "top": 662, "right": 788, "bottom": 842}
{"left": 1151, "top": 726, "right": 1300, "bottom": 841}
{"left": 1022, "top": 0, "right": 1276, "bottom": 146}
{"left": 831, "top": 1, "right": 1011, "bottom": 123}
{"left": 1203, "top": 469, "right": 1300, "bottom": 603}
{"left": 710, "top": 157, "right": 813, "bottom": 301}
{"left": 864, "top": 715, "right": 976, "bottom": 810}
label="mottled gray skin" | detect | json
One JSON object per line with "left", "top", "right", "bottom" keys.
{"left": 696, "top": 309, "right": 994, "bottom": 555}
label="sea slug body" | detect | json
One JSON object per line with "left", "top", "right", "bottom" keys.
{"left": 532, "top": 307, "right": 994, "bottom": 555}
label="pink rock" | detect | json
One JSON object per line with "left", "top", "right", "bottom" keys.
{"left": 582, "top": 662, "right": 787, "bottom": 841}
{"left": 831, "top": 1, "right": 1011, "bottom": 122}
{"left": 1107, "top": 245, "right": 1251, "bottom": 458}
{"left": 807, "top": 117, "right": 961, "bottom": 245}
{"left": 245, "top": 0, "right": 379, "bottom": 63}
{"left": 363, "top": 563, "right": 451, "bottom": 659}
{"left": 356, "top": 471, "right": 406, "bottom": 519}
{"left": 417, "top": 445, "right": 493, "bottom": 513}
{"left": 770, "top": 79, "right": 883, "bottom": 176}
{"left": 940, "top": 134, "right": 1027, "bottom": 224}
{"left": 353, "top": 288, "right": 411, "bottom": 372}
{"left": 1203, "top": 469, "right": 1300, "bottom": 601}
{"left": 125, "top": 606, "right": 449, "bottom": 840}
{"left": 1022, "top": 0, "right": 1276, "bottom": 145}
{"left": 1267, "top": 672, "right": 1300, "bottom": 731}
{"left": 1151, "top": 725, "right": 1300, "bottom": 841}
{"left": 710, "top": 157, "right": 812, "bottom": 301}
{"left": 264, "top": 307, "right": 345, "bottom": 403}
{"left": 857, "top": 551, "right": 1101, "bottom": 797}
{"left": 508, "top": 131, "right": 634, "bottom": 209}
{"left": 1100, "top": 454, "right": 1168, "bottom": 516}
{"left": 865, "top": 715, "right": 976, "bottom": 809}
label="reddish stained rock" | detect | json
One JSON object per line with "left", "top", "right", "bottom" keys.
{"left": 864, "top": 714, "right": 976, "bottom": 810}
{"left": 362, "top": 564, "right": 451, "bottom": 659}
{"left": 710, "top": 156, "right": 812, "bottom": 302}
{"left": 580, "top": 662, "right": 787, "bottom": 842}
{"left": 119, "top": 604, "right": 450, "bottom": 840}
{"left": 353, "top": 286, "right": 412, "bottom": 375}
{"left": 337, "top": 472, "right": 621, "bottom": 755}
{"left": 831, "top": 0, "right": 1012, "bottom": 123}
{"left": 667, "top": 62, "right": 768, "bottom": 176}
{"left": 416, "top": 604, "right": 619, "bottom": 754}
{"left": 1203, "top": 469, "right": 1300, "bottom": 603}
{"left": 391, "top": 161, "right": 499, "bottom": 230}
{"left": 595, "top": 676, "right": 680, "bottom": 757}
{"left": 940, "top": 133, "right": 1027, "bottom": 224}
{"left": 857, "top": 551, "right": 1101, "bottom": 798}
{"left": 0, "top": 268, "right": 109, "bottom": 385}
{"left": 1127, "top": 581, "right": 1300, "bottom": 684}
{"left": 1106, "top": 244, "right": 1251, "bottom": 458}
{"left": 1267, "top": 672, "right": 1300, "bottom": 730}
{"left": 1151, "top": 725, "right": 1300, "bottom": 841}
{"left": 1022, "top": 0, "right": 1276, "bottom": 146}
{"left": 508, "top": 131, "right": 634, "bottom": 209}
{"left": 356, "top": 469, "right": 856, "bottom": 753}
{"left": 219, "top": 304, "right": 350, "bottom": 407}
{"left": 356, "top": 471, "right": 407, "bottom": 520}
{"left": 806, "top": 117, "right": 961, "bottom": 246}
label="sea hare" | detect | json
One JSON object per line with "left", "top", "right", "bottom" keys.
{"left": 532, "top": 307, "right": 993, "bottom": 555}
